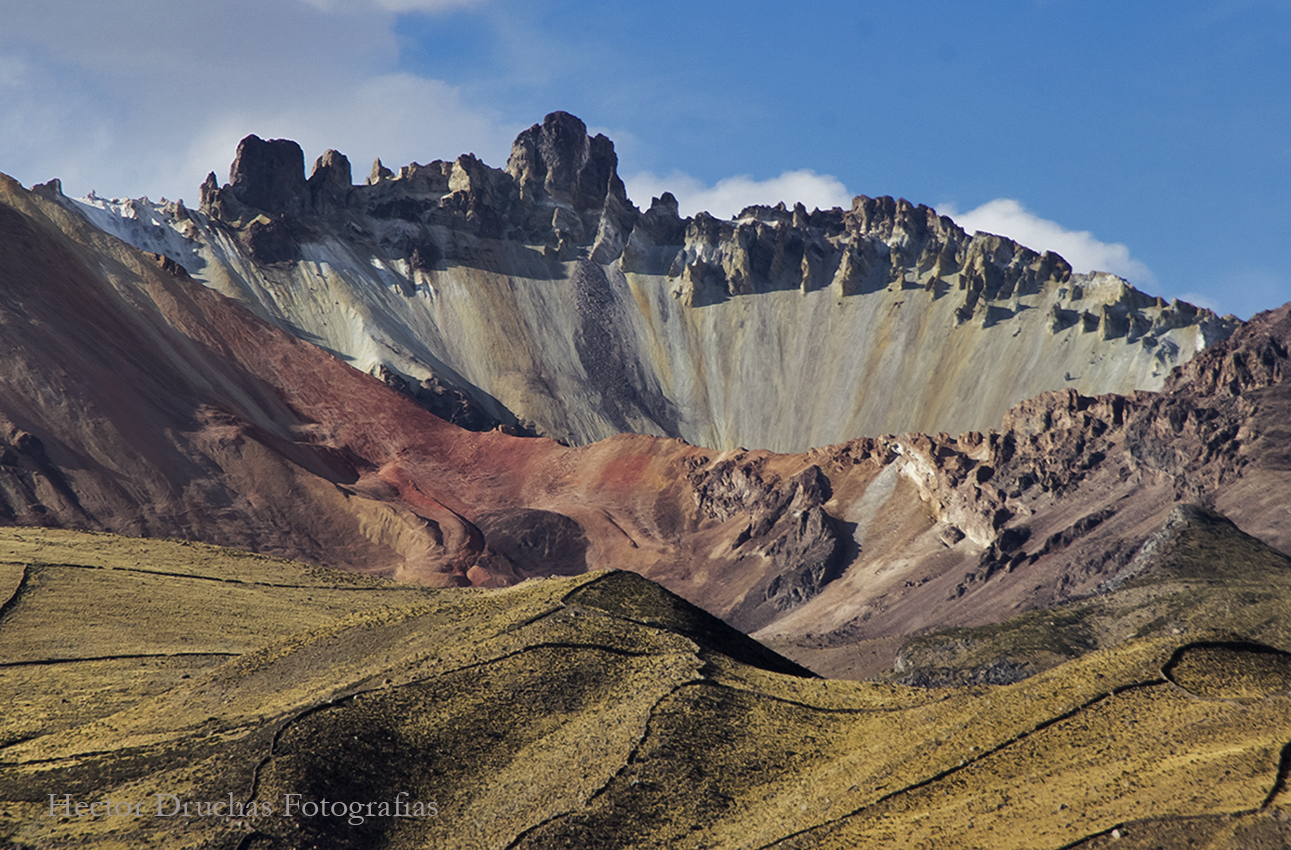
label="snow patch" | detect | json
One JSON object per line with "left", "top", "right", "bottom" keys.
{"left": 69, "top": 194, "right": 207, "bottom": 279}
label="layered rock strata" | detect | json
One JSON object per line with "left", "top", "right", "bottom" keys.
{"left": 67, "top": 112, "right": 1234, "bottom": 452}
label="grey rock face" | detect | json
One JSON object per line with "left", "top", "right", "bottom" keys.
{"left": 308, "top": 149, "right": 352, "bottom": 213}
{"left": 763, "top": 506, "right": 845, "bottom": 612}
{"left": 228, "top": 135, "right": 308, "bottom": 217}
{"left": 507, "top": 113, "right": 626, "bottom": 213}
{"left": 687, "top": 457, "right": 846, "bottom": 621}
{"left": 88, "top": 112, "right": 1238, "bottom": 452}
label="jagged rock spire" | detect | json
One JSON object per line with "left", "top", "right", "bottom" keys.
{"left": 308, "top": 149, "right": 352, "bottom": 212}
{"left": 228, "top": 135, "right": 308, "bottom": 217}
{"left": 506, "top": 111, "right": 627, "bottom": 215}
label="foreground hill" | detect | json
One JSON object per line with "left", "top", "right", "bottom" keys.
{"left": 0, "top": 169, "right": 1289, "bottom": 680}
{"left": 68, "top": 112, "right": 1234, "bottom": 451}
{"left": 3, "top": 529, "right": 1290, "bottom": 850}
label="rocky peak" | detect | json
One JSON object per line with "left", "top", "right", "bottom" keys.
{"left": 307, "top": 150, "right": 352, "bottom": 213}
{"left": 1166, "top": 303, "right": 1291, "bottom": 397}
{"left": 506, "top": 111, "right": 630, "bottom": 217}
{"left": 227, "top": 135, "right": 308, "bottom": 217}
{"left": 443, "top": 153, "right": 511, "bottom": 239}
{"left": 169, "top": 114, "right": 1237, "bottom": 451}
{"left": 651, "top": 192, "right": 680, "bottom": 218}
{"left": 190, "top": 117, "right": 1092, "bottom": 318}
{"left": 199, "top": 172, "right": 220, "bottom": 212}
{"left": 367, "top": 158, "right": 394, "bottom": 185}
{"left": 630, "top": 192, "right": 686, "bottom": 246}
{"left": 848, "top": 196, "right": 934, "bottom": 240}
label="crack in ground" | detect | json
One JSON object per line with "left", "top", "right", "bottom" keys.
{"left": 694, "top": 676, "right": 957, "bottom": 717}
{"left": 0, "top": 651, "right": 239, "bottom": 669}
{"left": 0, "top": 723, "right": 263, "bottom": 767}
{"left": 13, "top": 560, "right": 425, "bottom": 592}
{"left": 0, "top": 563, "right": 30, "bottom": 625}
{"left": 503, "top": 605, "right": 566, "bottom": 633}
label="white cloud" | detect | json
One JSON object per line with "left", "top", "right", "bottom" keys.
{"left": 0, "top": 0, "right": 514, "bottom": 203}
{"left": 184, "top": 74, "right": 517, "bottom": 199}
{"left": 624, "top": 169, "right": 852, "bottom": 220}
{"left": 938, "top": 198, "right": 1156, "bottom": 287}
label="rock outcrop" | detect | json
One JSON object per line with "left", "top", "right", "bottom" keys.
{"left": 506, "top": 111, "right": 638, "bottom": 257}
{"left": 228, "top": 134, "right": 309, "bottom": 216}
{"left": 69, "top": 112, "right": 1235, "bottom": 452}
{"left": 755, "top": 303, "right": 1291, "bottom": 676}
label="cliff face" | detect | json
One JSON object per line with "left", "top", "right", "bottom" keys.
{"left": 68, "top": 112, "right": 1234, "bottom": 452}
{"left": 0, "top": 173, "right": 859, "bottom": 618}
{"left": 754, "top": 302, "right": 1291, "bottom": 675}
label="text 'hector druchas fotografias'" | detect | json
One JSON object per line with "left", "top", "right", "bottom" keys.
{"left": 48, "top": 792, "right": 438, "bottom": 825}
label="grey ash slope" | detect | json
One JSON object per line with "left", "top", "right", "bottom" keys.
{"left": 67, "top": 111, "right": 1235, "bottom": 452}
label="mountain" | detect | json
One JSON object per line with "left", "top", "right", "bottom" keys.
{"left": 0, "top": 117, "right": 1288, "bottom": 680}
{"left": 759, "top": 300, "right": 1291, "bottom": 676}
{"left": 67, "top": 112, "right": 1234, "bottom": 452}
{"left": 3, "top": 110, "right": 1291, "bottom": 848}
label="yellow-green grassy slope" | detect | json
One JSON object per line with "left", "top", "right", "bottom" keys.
{"left": 1, "top": 528, "right": 1289, "bottom": 849}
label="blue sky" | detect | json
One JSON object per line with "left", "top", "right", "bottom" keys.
{"left": 1, "top": 0, "right": 1288, "bottom": 318}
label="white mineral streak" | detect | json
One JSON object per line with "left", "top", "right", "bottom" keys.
{"left": 66, "top": 192, "right": 1230, "bottom": 453}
